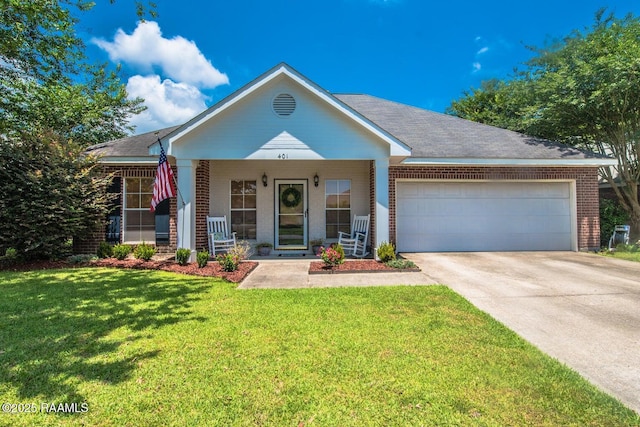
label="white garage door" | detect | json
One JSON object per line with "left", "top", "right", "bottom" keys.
{"left": 396, "top": 181, "right": 573, "bottom": 252}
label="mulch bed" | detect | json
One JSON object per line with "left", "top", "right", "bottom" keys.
{"left": 309, "top": 259, "right": 420, "bottom": 274}
{"left": 90, "top": 258, "right": 258, "bottom": 283}
{"left": 1, "top": 258, "right": 258, "bottom": 283}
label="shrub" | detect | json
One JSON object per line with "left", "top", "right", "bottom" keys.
{"left": 97, "top": 241, "right": 113, "bottom": 259}
{"left": 320, "top": 244, "right": 345, "bottom": 267}
{"left": 67, "top": 254, "right": 95, "bottom": 264}
{"left": 230, "top": 240, "right": 253, "bottom": 260}
{"left": 0, "top": 134, "right": 114, "bottom": 261}
{"left": 197, "top": 249, "right": 209, "bottom": 268}
{"left": 615, "top": 243, "right": 639, "bottom": 253}
{"left": 134, "top": 242, "right": 156, "bottom": 261}
{"left": 376, "top": 241, "right": 396, "bottom": 262}
{"left": 217, "top": 253, "right": 240, "bottom": 272}
{"left": 386, "top": 259, "right": 417, "bottom": 269}
{"left": 176, "top": 248, "right": 191, "bottom": 266}
{"left": 0, "top": 247, "right": 18, "bottom": 267}
{"left": 112, "top": 244, "right": 132, "bottom": 260}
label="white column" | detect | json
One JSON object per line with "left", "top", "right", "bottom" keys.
{"left": 374, "top": 158, "right": 390, "bottom": 257}
{"left": 176, "top": 159, "right": 197, "bottom": 260}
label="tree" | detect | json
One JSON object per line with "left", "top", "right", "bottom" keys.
{"left": 0, "top": 134, "right": 113, "bottom": 260}
{"left": 0, "top": 1, "right": 154, "bottom": 259}
{"left": 448, "top": 10, "right": 640, "bottom": 241}
{"left": 0, "top": 0, "right": 152, "bottom": 144}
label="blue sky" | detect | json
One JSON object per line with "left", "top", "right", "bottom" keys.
{"left": 77, "top": 0, "right": 640, "bottom": 134}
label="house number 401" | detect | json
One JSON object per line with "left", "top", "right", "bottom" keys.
{"left": 277, "top": 153, "right": 289, "bottom": 159}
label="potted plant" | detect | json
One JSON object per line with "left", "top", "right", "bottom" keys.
{"left": 310, "top": 238, "right": 324, "bottom": 255}
{"left": 255, "top": 242, "right": 273, "bottom": 256}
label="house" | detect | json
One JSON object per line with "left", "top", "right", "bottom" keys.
{"left": 80, "top": 63, "right": 615, "bottom": 257}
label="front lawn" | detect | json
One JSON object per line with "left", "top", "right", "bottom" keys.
{"left": 0, "top": 268, "right": 637, "bottom": 426}
{"left": 602, "top": 250, "right": 640, "bottom": 263}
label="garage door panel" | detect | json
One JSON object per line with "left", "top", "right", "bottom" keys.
{"left": 396, "top": 182, "right": 573, "bottom": 252}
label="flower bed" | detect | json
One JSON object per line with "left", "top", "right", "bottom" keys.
{"left": 309, "top": 259, "right": 420, "bottom": 274}
{"left": 90, "top": 258, "right": 258, "bottom": 283}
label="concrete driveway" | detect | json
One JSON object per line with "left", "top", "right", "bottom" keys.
{"left": 403, "top": 251, "right": 640, "bottom": 414}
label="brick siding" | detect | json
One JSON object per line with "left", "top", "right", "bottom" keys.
{"left": 74, "top": 164, "right": 178, "bottom": 255}
{"left": 389, "top": 166, "right": 601, "bottom": 251}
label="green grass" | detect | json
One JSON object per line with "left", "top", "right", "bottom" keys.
{"left": 602, "top": 250, "right": 640, "bottom": 262}
{"left": 0, "top": 268, "right": 638, "bottom": 426}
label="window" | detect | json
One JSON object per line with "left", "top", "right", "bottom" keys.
{"left": 230, "top": 180, "right": 257, "bottom": 239}
{"left": 123, "top": 177, "right": 155, "bottom": 243}
{"left": 325, "top": 180, "right": 351, "bottom": 238}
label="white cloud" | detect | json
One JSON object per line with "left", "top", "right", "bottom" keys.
{"left": 472, "top": 62, "right": 482, "bottom": 73}
{"left": 92, "top": 21, "right": 229, "bottom": 134}
{"left": 93, "top": 21, "right": 228, "bottom": 89}
{"left": 476, "top": 46, "right": 489, "bottom": 55}
{"left": 126, "top": 75, "right": 207, "bottom": 134}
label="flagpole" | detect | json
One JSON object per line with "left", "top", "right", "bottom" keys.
{"left": 156, "top": 133, "right": 185, "bottom": 208}
{"left": 155, "top": 133, "right": 188, "bottom": 250}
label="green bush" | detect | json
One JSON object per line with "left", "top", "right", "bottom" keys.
{"left": 386, "top": 259, "right": 417, "bottom": 269}
{"left": 176, "top": 248, "right": 191, "bottom": 266}
{"left": 217, "top": 253, "right": 240, "bottom": 272}
{"left": 112, "top": 244, "right": 132, "bottom": 260}
{"left": 0, "top": 247, "right": 18, "bottom": 268}
{"left": 376, "top": 241, "right": 396, "bottom": 262}
{"left": 197, "top": 249, "right": 209, "bottom": 268}
{"left": 615, "top": 243, "right": 639, "bottom": 253}
{"left": 97, "top": 241, "right": 113, "bottom": 259}
{"left": 67, "top": 254, "right": 95, "bottom": 264}
{"left": 134, "top": 242, "right": 156, "bottom": 261}
{"left": 0, "top": 135, "right": 114, "bottom": 261}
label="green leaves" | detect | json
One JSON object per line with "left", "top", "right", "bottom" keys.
{"left": 0, "top": 136, "right": 114, "bottom": 260}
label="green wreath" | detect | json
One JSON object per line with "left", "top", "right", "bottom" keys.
{"left": 281, "top": 186, "right": 302, "bottom": 208}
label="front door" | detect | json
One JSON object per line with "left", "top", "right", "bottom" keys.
{"left": 275, "top": 180, "right": 308, "bottom": 250}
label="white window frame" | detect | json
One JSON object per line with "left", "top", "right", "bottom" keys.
{"left": 325, "top": 179, "right": 351, "bottom": 239}
{"left": 123, "top": 177, "right": 155, "bottom": 243}
{"left": 230, "top": 180, "right": 257, "bottom": 240}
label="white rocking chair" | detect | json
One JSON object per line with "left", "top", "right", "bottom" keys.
{"left": 338, "top": 214, "right": 370, "bottom": 258}
{"left": 207, "top": 216, "right": 237, "bottom": 256}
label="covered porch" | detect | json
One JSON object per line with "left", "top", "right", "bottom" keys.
{"left": 174, "top": 158, "right": 391, "bottom": 259}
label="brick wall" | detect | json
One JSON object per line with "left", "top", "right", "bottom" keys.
{"left": 388, "top": 166, "right": 601, "bottom": 251}
{"left": 73, "top": 164, "right": 179, "bottom": 255}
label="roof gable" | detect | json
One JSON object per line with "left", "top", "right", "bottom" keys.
{"left": 154, "top": 63, "right": 411, "bottom": 158}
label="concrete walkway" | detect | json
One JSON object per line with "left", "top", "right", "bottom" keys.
{"left": 238, "top": 259, "right": 435, "bottom": 289}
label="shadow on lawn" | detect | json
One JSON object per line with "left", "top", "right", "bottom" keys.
{"left": 0, "top": 268, "right": 211, "bottom": 403}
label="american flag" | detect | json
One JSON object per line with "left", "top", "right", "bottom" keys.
{"left": 150, "top": 142, "right": 176, "bottom": 212}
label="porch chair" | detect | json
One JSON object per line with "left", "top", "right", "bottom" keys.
{"left": 207, "top": 216, "right": 237, "bottom": 256}
{"left": 338, "top": 214, "right": 370, "bottom": 258}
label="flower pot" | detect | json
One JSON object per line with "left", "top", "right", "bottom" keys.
{"left": 312, "top": 245, "right": 322, "bottom": 256}
{"left": 257, "top": 247, "right": 271, "bottom": 256}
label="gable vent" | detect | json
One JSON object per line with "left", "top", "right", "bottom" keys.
{"left": 272, "top": 93, "right": 296, "bottom": 117}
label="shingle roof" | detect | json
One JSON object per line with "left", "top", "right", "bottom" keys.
{"left": 334, "top": 94, "right": 602, "bottom": 160}
{"left": 88, "top": 94, "right": 606, "bottom": 162}
{"left": 86, "top": 125, "right": 180, "bottom": 158}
